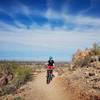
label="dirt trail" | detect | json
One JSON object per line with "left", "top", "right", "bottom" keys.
{"left": 22, "top": 72, "right": 73, "bottom": 100}
{"left": 4, "top": 71, "right": 73, "bottom": 100}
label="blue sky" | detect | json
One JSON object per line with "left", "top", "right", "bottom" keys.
{"left": 0, "top": 0, "right": 100, "bottom": 61}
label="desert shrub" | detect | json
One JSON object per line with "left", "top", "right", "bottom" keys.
{"left": 13, "top": 96, "right": 24, "bottom": 100}
{"left": 91, "top": 43, "right": 100, "bottom": 56}
{"left": 12, "top": 66, "right": 32, "bottom": 88}
{"left": 1, "top": 84, "right": 16, "bottom": 95}
{"left": 73, "top": 55, "right": 91, "bottom": 67}
{"left": 72, "top": 43, "right": 100, "bottom": 68}
{"left": 0, "top": 62, "right": 33, "bottom": 95}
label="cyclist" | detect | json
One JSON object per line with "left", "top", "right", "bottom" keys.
{"left": 47, "top": 56, "right": 55, "bottom": 77}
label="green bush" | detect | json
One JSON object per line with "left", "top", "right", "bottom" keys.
{"left": 12, "top": 66, "right": 32, "bottom": 88}
{"left": 13, "top": 96, "right": 24, "bottom": 100}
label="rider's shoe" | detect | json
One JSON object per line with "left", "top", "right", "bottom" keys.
{"left": 52, "top": 74, "right": 55, "bottom": 77}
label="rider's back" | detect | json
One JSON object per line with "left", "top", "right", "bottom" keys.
{"left": 48, "top": 60, "right": 54, "bottom": 66}
{"left": 47, "top": 60, "right": 54, "bottom": 70}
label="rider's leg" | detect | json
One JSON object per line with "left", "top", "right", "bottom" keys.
{"left": 50, "top": 70, "right": 54, "bottom": 77}
{"left": 52, "top": 70, "right": 55, "bottom": 77}
{"left": 50, "top": 70, "right": 52, "bottom": 75}
{"left": 47, "top": 70, "right": 51, "bottom": 76}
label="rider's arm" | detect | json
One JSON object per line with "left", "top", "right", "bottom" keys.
{"left": 53, "top": 63, "right": 55, "bottom": 66}
{"left": 53, "top": 60, "right": 55, "bottom": 68}
{"left": 45, "top": 63, "right": 48, "bottom": 68}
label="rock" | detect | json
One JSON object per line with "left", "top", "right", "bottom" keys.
{"left": 93, "top": 82, "right": 100, "bottom": 90}
{"left": 89, "top": 73, "right": 95, "bottom": 76}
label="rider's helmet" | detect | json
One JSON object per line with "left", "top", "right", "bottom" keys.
{"left": 49, "top": 56, "right": 53, "bottom": 60}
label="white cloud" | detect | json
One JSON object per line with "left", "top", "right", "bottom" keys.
{"left": 0, "top": 4, "right": 100, "bottom": 59}
{"left": 0, "top": 22, "right": 100, "bottom": 51}
{"left": 43, "top": 8, "right": 100, "bottom": 31}
{"left": 0, "top": 3, "right": 34, "bottom": 28}
{"left": 1, "top": 1, "right": 100, "bottom": 31}
{"left": 0, "top": 17, "right": 100, "bottom": 60}
{"left": 45, "top": 8, "right": 61, "bottom": 20}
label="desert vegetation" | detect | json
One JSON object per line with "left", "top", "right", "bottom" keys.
{"left": 0, "top": 62, "right": 33, "bottom": 96}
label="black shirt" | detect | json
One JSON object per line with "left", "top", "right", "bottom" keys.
{"left": 48, "top": 60, "right": 54, "bottom": 66}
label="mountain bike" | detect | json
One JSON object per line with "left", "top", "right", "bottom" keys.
{"left": 46, "top": 70, "right": 53, "bottom": 84}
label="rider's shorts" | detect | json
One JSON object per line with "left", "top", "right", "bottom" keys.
{"left": 47, "top": 66, "right": 54, "bottom": 70}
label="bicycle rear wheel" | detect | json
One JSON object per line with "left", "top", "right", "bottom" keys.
{"left": 46, "top": 70, "right": 52, "bottom": 84}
